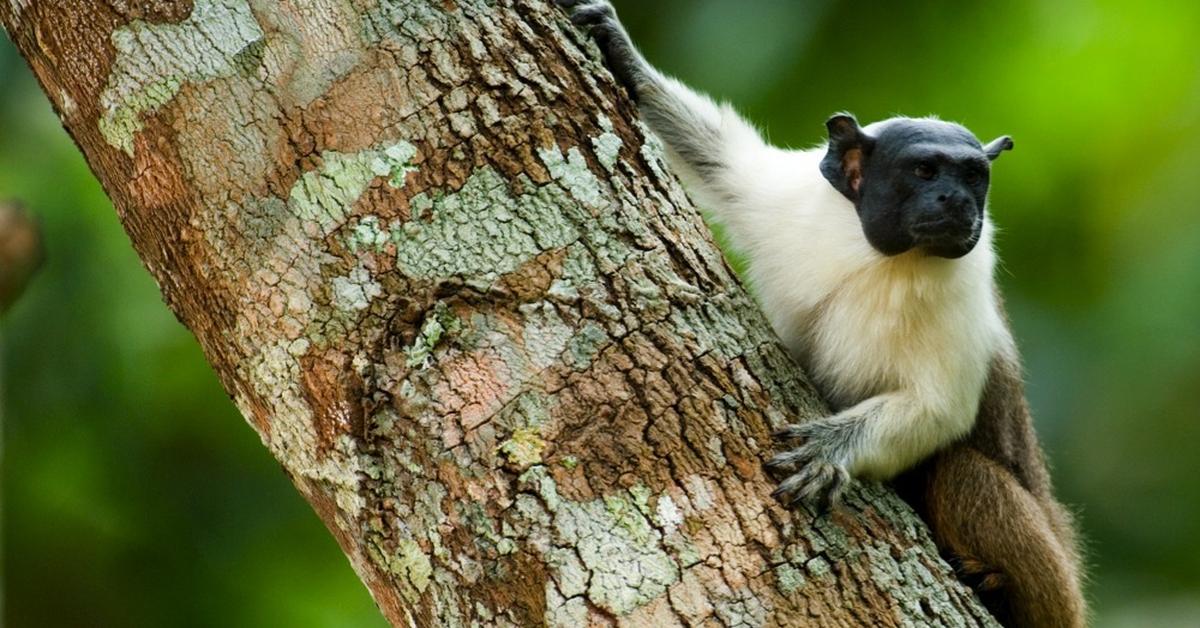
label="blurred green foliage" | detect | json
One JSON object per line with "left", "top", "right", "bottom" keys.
{"left": 2, "top": 1, "right": 1199, "bottom": 625}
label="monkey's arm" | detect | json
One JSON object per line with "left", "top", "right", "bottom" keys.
{"left": 559, "top": 2, "right": 787, "bottom": 226}
{"left": 769, "top": 387, "right": 983, "bottom": 505}
{"left": 770, "top": 295, "right": 1004, "bottom": 506}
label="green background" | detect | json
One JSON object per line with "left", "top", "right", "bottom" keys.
{"left": 3, "top": 1, "right": 1198, "bottom": 625}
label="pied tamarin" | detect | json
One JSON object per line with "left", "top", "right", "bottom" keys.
{"left": 557, "top": 2, "right": 1087, "bottom": 626}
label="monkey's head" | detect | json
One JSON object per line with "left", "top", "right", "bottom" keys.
{"left": 819, "top": 114, "right": 1012, "bottom": 259}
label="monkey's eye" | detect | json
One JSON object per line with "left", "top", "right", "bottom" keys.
{"left": 964, "top": 167, "right": 986, "bottom": 185}
{"left": 914, "top": 163, "right": 936, "bottom": 180}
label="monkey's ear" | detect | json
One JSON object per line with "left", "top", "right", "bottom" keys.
{"left": 820, "top": 113, "right": 874, "bottom": 201}
{"left": 984, "top": 135, "right": 1014, "bottom": 161}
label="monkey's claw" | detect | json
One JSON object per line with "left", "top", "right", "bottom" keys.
{"left": 772, "top": 424, "right": 810, "bottom": 441}
{"left": 771, "top": 459, "right": 850, "bottom": 512}
{"left": 554, "top": 0, "right": 646, "bottom": 98}
{"left": 556, "top": 0, "right": 614, "bottom": 25}
{"left": 767, "top": 418, "right": 857, "bottom": 511}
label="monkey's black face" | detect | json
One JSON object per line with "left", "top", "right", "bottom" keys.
{"left": 819, "top": 115, "right": 1013, "bottom": 259}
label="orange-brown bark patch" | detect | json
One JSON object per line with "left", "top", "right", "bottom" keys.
{"left": 301, "top": 349, "right": 368, "bottom": 454}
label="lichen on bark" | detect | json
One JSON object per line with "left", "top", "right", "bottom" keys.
{"left": 100, "top": 0, "right": 265, "bottom": 154}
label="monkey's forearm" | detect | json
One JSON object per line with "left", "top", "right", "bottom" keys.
{"left": 850, "top": 396, "right": 974, "bottom": 479}
{"left": 771, "top": 392, "right": 975, "bottom": 502}
{"left": 560, "top": 1, "right": 763, "bottom": 185}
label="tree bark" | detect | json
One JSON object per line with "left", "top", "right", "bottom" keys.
{"left": 3, "top": 1, "right": 998, "bottom": 625}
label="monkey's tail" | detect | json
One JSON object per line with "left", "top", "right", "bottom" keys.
{"left": 923, "top": 447, "right": 1088, "bottom": 628}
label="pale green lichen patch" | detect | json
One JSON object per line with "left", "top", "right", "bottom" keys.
{"left": 547, "top": 242, "right": 602, "bottom": 304}
{"left": 774, "top": 563, "right": 807, "bottom": 595}
{"left": 497, "top": 427, "right": 546, "bottom": 470}
{"left": 713, "top": 590, "right": 770, "bottom": 627}
{"left": 497, "top": 391, "right": 551, "bottom": 431}
{"left": 667, "top": 295, "right": 771, "bottom": 361}
{"left": 460, "top": 501, "right": 516, "bottom": 559}
{"left": 391, "top": 168, "right": 579, "bottom": 281}
{"left": 544, "top": 480, "right": 680, "bottom": 615}
{"left": 371, "top": 142, "right": 420, "bottom": 188}
{"left": 538, "top": 145, "right": 606, "bottom": 209}
{"left": 654, "top": 494, "right": 683, "bottom": 530}
{"left": 495, "top": 392, "right": 552, "bottom": 471}
{"left": 521, "top": 303, "right": 575, "bottom": 371}
{"left": 331, "top": 264, "right": 382, "bottom": 312}
{"left": 405, "top": 302, "right": 461, "bottom": 368}
{"left": 546, "top": 587, "right": 589, "bottom": 628}
{"left": 99, "top": 0, "right": 264, "bottom": 154}
{"left": 519, "top": 466, "right": 562, "bottom": 513}
{"left": 252, "top": 0, "right": 365, "bottom": 106}
{"left": 636, "top": 120, "right": 673, "bottom": 181}
{"left": 628, "top": 484, "right": 653, "bottom": 516}
{"left": 361, "top": 0, "right": 453, "bottom": 45}
{"left": 592, "top": 116, "right": 624, "bottom": 173}
{"left": 332, "top": 435, "right": 369, "bottom": 515}
{"left": 861, "top": 537, "right": 982, "bottom": 623}
{"left": 290, "top": 141, "right": 419, "bottom": 234}
{"left": 565, "top": 321, "right": 608, "bottom": 370}
{"left": 805, "top": 555, "right": 832, "bottom": 578}
{"left": 394, "top": 539, "right": 434, "bottom": 596}
{"left": 345, "top": 215, "right": 393, "bottom": 253}
{"left": 548, "top": 548, "right": 587, "bottom": 598}
{"left": 358, "top": 452, "right": 453, "bottom": 603}
{"left": 512, "top": 469, "right": 683, "bottom": 617}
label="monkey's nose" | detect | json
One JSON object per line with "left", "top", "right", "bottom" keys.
{"left": 933, "top": 193, "right": 974, "bottom": 225}
{"left": 937, "top": 191, "right": 969, "bottom": 208}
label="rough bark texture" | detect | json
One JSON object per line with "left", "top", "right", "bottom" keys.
{"left": 3, "top": 1, "right": 999, "bottom": 626}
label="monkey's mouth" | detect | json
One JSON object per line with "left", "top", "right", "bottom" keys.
{"left": 910, "top": 216, "right": 971, "bottom": 235}
{"left": 910, "top": 217, "right": 981, "bottom": 259}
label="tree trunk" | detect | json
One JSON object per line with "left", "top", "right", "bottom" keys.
{"left": 2, "top": 1, "right": 998, "bottom": 625}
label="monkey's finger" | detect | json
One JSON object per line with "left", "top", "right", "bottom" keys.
{"left": 814, "top": 466, "right": 850, "bottom": 514}
{"left": 789, "top": 464, "right": 837, "bottom": 508}
{"left": 770, "top": 469, "right": 810, "bottom": 500}
{"left": 772, "top": 423, "right": 813, "bottom": 442}
{"left": 568, "top": 3, "right": 615, "bottom": 27}
{"left": 771, "top": 460, "right": 825, "bottom": 500}
{"left": 765, "top": 444, "right": 818, "bottom": 471}
{"left": 555, "top": 0, "right": 591, "bottom": 8}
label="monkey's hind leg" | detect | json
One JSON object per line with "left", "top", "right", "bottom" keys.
{"left": 925, "top": 448, "right": 1087, "bottom": 628}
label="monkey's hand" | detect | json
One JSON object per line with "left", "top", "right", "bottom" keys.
{"left": 557, "top": 0, "right": 653, "bottom": 100}
{"left": 766, "top": 417, "right": 858, "bottom": 511}
{"left": 769, "top": 391, "right": 975, "bottom": 510}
